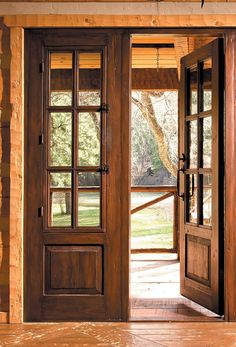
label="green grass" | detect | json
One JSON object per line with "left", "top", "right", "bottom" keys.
{"left": 51, "top": 192, "right": 174, "bottom": 249}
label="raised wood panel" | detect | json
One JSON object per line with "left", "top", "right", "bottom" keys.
{"left": 186, "top": 235, "right": 211, "bottom": 286}
{"left": 45, "top": 245, "right": 103, "bottom": 294}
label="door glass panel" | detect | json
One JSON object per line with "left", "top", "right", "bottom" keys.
{"left": 187, "top": 66, "right": 198, "bottom": 115}
{"left": 49, "top": 112, "right": 72, "bottom": 167}
{"left": 202, "top": 116, "right": 212, "bottom": 168}
{"left": 187, "top": 120, "right": 198, "bottom": 168}
{"left": 202, "top": 58, "right": 212, "bottom": 112}
{"left": 49, "top": 172, "right": 71, "bottom": 227}
{"left": 50, "top": 52, "right": 73, "bottom": 106}
{"left": 78, "top": 52, "right": 101, "bottom": 106}
{"left": 186, "top": 173, "right": 198, "bottom": 224}
{"left": 201, "top": 174, "right": 212, "bottom": 226}
{"left": 78, "top": 112, "right": 101, "bottom": 166}
{"left": 78, "top": 172, "right": 101, "bottom": 227}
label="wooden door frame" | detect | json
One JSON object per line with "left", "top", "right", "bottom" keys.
{"left": 3, "top": 16, "right": 236, "bottom": 322}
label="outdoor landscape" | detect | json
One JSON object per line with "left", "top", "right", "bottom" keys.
{"left": 49, "top": 89, "right": 178, "bottom": 249}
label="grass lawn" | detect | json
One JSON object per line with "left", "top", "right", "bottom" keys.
{"left": 51, "top": 192, "right": 174, "bottom": 249}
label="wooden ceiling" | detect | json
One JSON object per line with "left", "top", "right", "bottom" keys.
{"left": 50, "top": 35, "right": 214, "bottom": 70}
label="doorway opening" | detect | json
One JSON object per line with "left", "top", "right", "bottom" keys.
{"left": 129, "top": 34, "right": 223, "bottom": 321}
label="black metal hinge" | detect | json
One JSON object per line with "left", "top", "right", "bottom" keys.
{"left": 39, "top": 62, "right": 44, "bottom": 73}
{"left": 98, "top": 165, "right": 109, "bottom": 174}
{"left": 100, "top": 103, "right": 110, "bottom": 113}
{"left": 39, "top": 134, "right": 44, "bottom": 145}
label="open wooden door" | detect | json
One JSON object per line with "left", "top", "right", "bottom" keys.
{"left": 24, "top": 29, "right": 127, "bottom": 321}
{"left": 179, "top": 39, "right": 224, "bottom": 314}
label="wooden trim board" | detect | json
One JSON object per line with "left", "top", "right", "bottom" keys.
{"left": 3, "top": 15, "right": 236, "bottom": 28}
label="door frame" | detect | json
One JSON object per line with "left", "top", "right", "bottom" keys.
{"left": 3, "top": 19, "right": 236, "bottom": 322}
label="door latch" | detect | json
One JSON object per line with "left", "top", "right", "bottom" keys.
{"left": 98, "top": 165, "right": 109, "bottom": 174}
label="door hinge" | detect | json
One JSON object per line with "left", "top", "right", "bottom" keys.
{"left": 39, "top": 134, "right": 44, "bottom": 145}
{"left": 101, "top": 103, "right": 110, "bottom": 113}
{"left": 38, "top": 206, "right": 43, "bottom": 217}
{"left": 39, "top": 62, "right": 44, "bottom": 73}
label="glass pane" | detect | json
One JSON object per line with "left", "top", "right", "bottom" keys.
{"left": 78, "top": 112, "right": 101, "bottom": 166}
{"left": 187, "top": 120, "right": 198, "bottom": 169}
{"left": 50, "top": 52, "right": 72, "bottom": 106}
{"left": 49, "top": 112, "right": 72, "bottom": 167}
{"left": 78, "top": 52, "right": 101, "bottom": 106}
{"left": 186, "top": 174, "right": 198, "bottom": 224}
{"left": 202, "top": 116, "right": 212, "bottom": 168}
{"left": 188, "top": 66, "right": 198, "bottom": 115}
{"left": 49, "top": 173, "right": 71, "bottom": 227}
{"left": 78, "top": 172, "right": 100, "bottom": 227}
{"left": 202, "top": 58, "right": 212, "bottom": 112}
{"left": 201, "top": 174, "right": 212, "bottom": 226}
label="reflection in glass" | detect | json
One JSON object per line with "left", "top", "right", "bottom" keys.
{"left": 202, "top": 58, "right": 212, "bottom": 112}
{"left": 49, "top": 112, "right": 72, "bottom": 167}
{"left": 50, "top": 52, "right": 73, "bottom": 106}
{"left": 49, "top": 173, "right": 71, "bottom": 227}
{"left": 78, "top": 52, "right": 101, "bottom": 106}
{"left": 78, "top": 172, "right": 100, "bottom": 227}
{"left": 188, "top": 66, "right": 198, "bottom": 115}
{"left": 202, "top": 117, "right": 212, "bottom": 168}
{"left": 78, "top": 113, "right": 100, "bottom": 166}
{"left": 187, "top": 120, "right": 198, "bottom": 168}
{"left": 202, "top": 174, "right": 212, "bottom": 226}
{"left": 187, "top": 174, "right": 198, "bottom": 224}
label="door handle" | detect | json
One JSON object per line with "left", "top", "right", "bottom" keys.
{"left": 177, "top": 167, "right": 185, "bottom": 201}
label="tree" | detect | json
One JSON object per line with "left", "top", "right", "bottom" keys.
{"left": 132, "top": 91, "right": 178, "bottom": 178}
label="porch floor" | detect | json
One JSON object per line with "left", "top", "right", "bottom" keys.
{"left": 1, "top": 322, "right": 236, "bottom": 346}
{"left": 130, "top": 253, "right": 221, "bottom": 321}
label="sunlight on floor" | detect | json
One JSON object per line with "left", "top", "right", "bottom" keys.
{"left": 130, "top": 253, "right": 221, "bottom": 321}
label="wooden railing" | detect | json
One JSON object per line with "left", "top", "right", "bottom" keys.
{"left": 131, "top": 185, "right": 178, "bottom": 254}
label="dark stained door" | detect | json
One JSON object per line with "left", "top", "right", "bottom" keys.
{"left": 179, "top": 39, "right": 224, "bottom": 314}
{"left": 24, "top": 29, "right": 125, "bottom": 321}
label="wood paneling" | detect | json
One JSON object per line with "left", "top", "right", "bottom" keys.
{"left": 51, "top": 68, "right": 178, "bottom": 91}
{"left": 45, "top": 245, "right": 103, "bottom": 294}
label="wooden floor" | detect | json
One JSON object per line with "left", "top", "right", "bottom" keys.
{"left": 1, "top": 322, "right": 236, "bottom": 346}
{"left": 130, "top": 253, "right": 221, "bottom": 321}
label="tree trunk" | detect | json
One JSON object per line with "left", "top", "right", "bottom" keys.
{"left": 132, "top": 92, "right": 177, "bottom": 178}
{"left": 65, "top": 192, "right": 71, "bottom": 214}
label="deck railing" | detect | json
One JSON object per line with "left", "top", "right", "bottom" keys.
{"left": 131, "top": 185, "right": 178, "bottom": 254}
{"left": 49, "top": 185, "right": 178, "bottom": 253}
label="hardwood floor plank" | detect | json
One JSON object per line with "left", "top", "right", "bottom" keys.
{"left": 0, "top": 323, "right": 236, "bottom": 346}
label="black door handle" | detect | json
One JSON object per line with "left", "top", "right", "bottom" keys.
{"left": 177, "top": 167, "right": 185, "bottom": 201}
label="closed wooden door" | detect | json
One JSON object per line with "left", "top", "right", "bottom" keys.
{"left": 179, "top": 39, "right": 224, "bottom": 314}
{"left": 24, "top": 29, "right": 126, "bottom": 321}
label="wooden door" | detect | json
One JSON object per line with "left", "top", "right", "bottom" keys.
{"left": 24, "top": 29, "right": 125, "bottom": 321}
{"left": 179, "top": 39, "right": 224, "bottom": 314}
